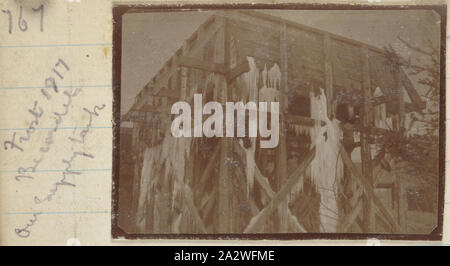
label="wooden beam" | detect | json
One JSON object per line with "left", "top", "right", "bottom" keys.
{"left": 214, "top": 19, "right": 232, "bottom": 233}
{"left": 182, "top": 184, "right": 207, "bottom": 233}
{"left": 233, "top": 140, "right": 307, "bottom": 233}
{"left": 254, "top": 156, "right": 307, "bottom": 233}
{"left": 201, "top": 187, "right": 217, "bottom": 217}
{"left": 276, "top": 22, "right": 289, "bottom": 232}
{"left": 340, "top": 199, "right": 363, "bottom": 232}
{"left": 131, "top": 170, "right": 141, "bottom": 232}
{"left": 376, "top": 182, "right": 395, "bottom": 189}
{"left": 178, "top": 56, "right": 227, "bottom": 74}
{"left": 370, "top": 95, "right": 394, "bottom": 106}
{"left": 181, "top": 147, "right": 195, "bottom": 233}
{"left": 405, "top": 102, "right": 420, "bottom": 113}
{"left": 375, "top": 211, "right": 392, "bottom": 233}
{"left": 339, "top": 145, "right": 401, "bottom": 232}
{"left": 393, "top": 64, "right": 408, "bottom": 233}
{"left": 399, "top": 68, "right": 426, "bottom": 110}
{"left": 398, "top": 176, "right": 408, "bottom": 232}
{"left": 351, "top": 124, "right": 394, "bottom": 136}
{"left": 280, "top": 22, "right": 289, "bottom": 109}
{"left": 244, "top": 147, "right": 316, "bottom": 233}
{"left": 197, "top": 143, "right": 220, "bottom": 195}
{"left": 179, "top": 41, "right": 189, "bottom": 100}
{"left": 218, "top": 107, "right": 232, "bottom": 233}
{"left": 286, "top": 114, "right": 326, "bottom": 127}
{"left": 324, "top": 33, "right": 334, "bottom": 119}
{"left": 361, "top": 46, "right": 375, "bottom": 232}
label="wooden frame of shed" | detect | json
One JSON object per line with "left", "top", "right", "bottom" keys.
{"left": 122, "top": 10, "right": 424, "bottom": 234}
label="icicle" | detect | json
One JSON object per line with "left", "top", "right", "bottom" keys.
{"left": 135, "top": 103, "right": 194, "bottom": 231}
{"left": 160, "top": 131, "right": 191, "bottom": 208}
{"left": 238, "top": 139, "right": 257, "bottom": 199}
{"left": 309, "top": 88, "right": 343, "bottom": 233}
{"left": 268, "top": 63, "right": 281, "bottom": 89}
{"left": 405, "top": 113, "right": 414, "bottom": 137}
{"left": 262, "top": 65, "right": 268, "bottom": 88}
{"left": 259, "top": 63, "right": 281, "bottom": 103}
{"left": 243, "top": 56, "right": 259, "bottom": 102}
{"left": 136, "top": 145, "right": 162, "bottom": 231}
{"left": 234, "top": 56, "right": 260, "bottom": 199}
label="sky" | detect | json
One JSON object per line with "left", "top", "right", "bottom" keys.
{"left": 120, "top": 9, "right": 441, "bottom": 116}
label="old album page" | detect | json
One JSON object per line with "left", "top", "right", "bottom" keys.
{"left": 0, "top": 0, "right": 448, "bottom": 246}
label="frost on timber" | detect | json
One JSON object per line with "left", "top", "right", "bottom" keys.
{"left": 136, "top": 127, "right": 191, "bottom": 231}
{"left": 237, "top": 56, "right": 282, "bottom": 199}
{"left": 309, "top": 89, "right": 343, "bottom": 233}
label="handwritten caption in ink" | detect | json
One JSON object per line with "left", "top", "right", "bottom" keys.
{"left": 2, "top": 58, "right": 106, "bottom": 238}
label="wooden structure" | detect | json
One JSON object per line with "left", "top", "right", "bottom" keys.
{"left": 122, "top": 10, "right": 424, "bottom": 234}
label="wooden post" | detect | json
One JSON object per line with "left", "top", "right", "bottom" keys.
{"left": 216, "top": 19, "right": 232, "bottom": 233}
{"left": 397, "top": 176, "right": 408, "bottom": 232}
{"left": 360, "top": 46, "right": 375, "bottom": 232}
{"left": 218, "top": 115, "right": 232, "bottom": 233}
{"left": 324, "top": 33, "right": 334, "bottom": 119}
{"left": 392, "top": 64, "right": 407, "bottom": 232}
{"left": 130, "top": 124, "right": 142, "bottom": 232}
{"left": 274, "top": 22, "right": 289, "bottom": 233}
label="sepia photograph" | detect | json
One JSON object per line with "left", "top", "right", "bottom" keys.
{"left": 112, "top": 6, "right": 445, "bottom": 239}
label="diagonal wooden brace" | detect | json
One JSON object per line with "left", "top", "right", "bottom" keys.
{"left": 233, "top": 140, "right": 307, "bottom": 233}
{"left": 197, "top": 142, "right": 221, "bottom": 195}
{"left": 244, "top": 147, "right": 316, "bottom": 233}
{"left": 339, "top": 199, "right": 363, "bottom": 232}
{"left": 339, "top": 145, "right": 402, "bottom": 232}
{"left": 182, "top": 184, "right": 207, "bottom": 233}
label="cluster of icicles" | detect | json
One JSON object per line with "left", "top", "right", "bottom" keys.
{"left": 234, "top": 56, "right": 281, "bottom": 104}
{"left": 237, "top": 56, "right": 282, "bottom": 199}
{"left": 238, "top": 57, "right": 345, "bottom": 233}
{"left": 135, "top": 56, "right": 373, "bottom": 233}
{"left": 136, "top": 129, "right": 191, "bottom": 231}
{"left": 289, "top": 124, "right": 311, "bottom": 137}
{"left": 309, "top": 89, "right": 344, "bottom": 233}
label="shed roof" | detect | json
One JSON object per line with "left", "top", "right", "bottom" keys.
{"left": 126, "top": 10, "right": 424, "bottom": 116}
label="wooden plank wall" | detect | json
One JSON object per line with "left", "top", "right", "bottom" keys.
{"left": 288, "top": 27, "right": 325, "bottom": 94}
